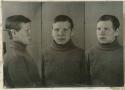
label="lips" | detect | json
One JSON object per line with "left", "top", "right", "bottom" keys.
{"left": 99, "top": 36, "right": 106, "bottom": 40}
{"left": 57, "top": 38, "right": 65, "bottom": 41}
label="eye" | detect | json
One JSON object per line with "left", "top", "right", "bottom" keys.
{"left": 54, "top": 28, "right": 59, "bottom": 31}
{"left": 97, "top": 27, "right": 101, "bottom": 31}
{"left": 104, "top": 27, "right": 108, "bottom": 31}
{"left": 63, "top": 28, "right": 68, "bottom": 32}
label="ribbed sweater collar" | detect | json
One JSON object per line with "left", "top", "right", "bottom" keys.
{"left": 10, "top": 40, "right": 27, "bottom": 51}
{"left": 97, "top": 39, "right": 122, "bottom": 51}
{"left": 51, "top": 40, "right": 76, "bottom": 51}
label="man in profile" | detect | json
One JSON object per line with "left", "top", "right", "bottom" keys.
{"left": 86, "top": 15, "right": 123, "bottom": 86}
{"left": 4, "top": 15, "right": 40, "bottom": 88}
{"left": 41, "top": 15, "right": 89, "bottom": 87}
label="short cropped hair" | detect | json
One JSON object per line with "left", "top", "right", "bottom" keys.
{"left": 53, "top": 15, "right": 74, "bottom": 29}
{"left": 5, "top": 15, "right": 31, "bottom": 39}
{"left": 97, "top": 15, "right": 120, "bottom": 31}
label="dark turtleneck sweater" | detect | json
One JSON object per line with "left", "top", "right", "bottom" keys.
{"left": 41, "top": 40, "right": 89, "bottom": 87}
{"left": 86, "top": 40, "right": 124, "bottom": 86}
{"left": 4, "top": 41, "right": 40, "bottom": 88}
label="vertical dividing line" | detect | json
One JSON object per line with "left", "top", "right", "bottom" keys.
{"left": 123, "top": 3, "right": 125, "bottom": 89}
{"left": 84, "top": 2, "right": 86, "bottom": 51}
{"left": 41, "top": 2, "right": 42, "bottom": 50}
{"left": 40, "top": 2, "right": 42, "bottom": 77}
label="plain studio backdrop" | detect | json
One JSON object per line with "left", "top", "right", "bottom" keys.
{"left": 2, "top": 1, "right": 123, "bottom": 75}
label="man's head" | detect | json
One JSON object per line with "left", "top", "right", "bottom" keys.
{"left": 52, "top": 15, "right": 74, "bottom": 45}
{"left": 5, "top": 15, "right": 31, "bottom": 45}
{"left": 96, "top": 15, "right": 120, "bottom": 44}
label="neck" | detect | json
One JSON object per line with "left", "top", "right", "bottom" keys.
{"left": 97, "top": 39, "right": 121, "bottom": 51}
{"left": 10, "top": 40, "right": 27, "bottom": 51}
{"left": 51, "top": 39, "right": 76, "bottom": 51}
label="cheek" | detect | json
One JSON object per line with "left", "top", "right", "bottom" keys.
{"left": 52, "top": 32, "right": 58, "bottom": 40}
{"left": 21, "top": 32, "right": 28, "bottom": 40}
{"left": 96, "top": 31, "right": 99, "bottom": 35}
{"left": 107, "top": 31, "right": 115, "bottom": 37}
{"left": 66, "top": 32, "right": 71, "bottom": 38}
{"left": 21, "top": 32, "right": 26, "bottom": 38}
{"left": 17, "top": 32, "right": 23, "bottom": 39}
{"left": 52, "top": 31, "right": 56, "bottom": 37}
{"left": 96, "top": 30, "right": 100, "bottom": 35}
{"left": 105, "top": 32, "right": 116, "bottom": 41}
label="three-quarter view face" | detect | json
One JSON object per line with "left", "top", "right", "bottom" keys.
{"left": 2, "top": 1, "right": 124, "bottom": 88}
{"left": 97, "top": 20, "right": 119, "bottom": 44}
{"left": 87, "top": 15, "right": 123, "bottom": 86}
{"left": 52, "top": 21, "right": 73, "bottom": 45}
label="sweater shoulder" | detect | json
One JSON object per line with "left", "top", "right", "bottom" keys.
{"left": 4, "top": 48, "right": 18, "bottom": 62}
{"left": 86, "top": 46, "right": 97, "bottom": 55}
{"left": 4, "top": 47, "right": 29, "bottom": 66}
{"left": 74, "top": 46, "right": 85, "bottom": 53}
{"left": 41, "top": 47, "right": 52, "bottom": 55}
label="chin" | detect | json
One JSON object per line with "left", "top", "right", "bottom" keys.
{"left": 99, "top": 41, "right": 109, "bottom": 44}
{"left": 57, "top": 42, "right": 65, "bottom": 45}
{"left": 56, "top": 41, "right": 67, "bottom": 45}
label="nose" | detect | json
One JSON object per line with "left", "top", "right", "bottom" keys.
{"left": 58, "top": 29, "right": 64, "bottom": 36}
{"left": 100, "top": 29, "right": 105, "bottom": 35}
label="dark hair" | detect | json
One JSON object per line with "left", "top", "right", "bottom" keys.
{"left": 5, "top": 15, "right": 31, "bottom": 39}
{"left": 97, "top": 15, "right": 120, "bottom": 31}
{"left": 53, "top": 15, "right": 74, "bottom": 29}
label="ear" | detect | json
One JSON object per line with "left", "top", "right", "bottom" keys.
{"left": 11, "top": 29, "right": 17, "bottom": 38}
{"left": 115, "top": 28, "right": 119, "bottom": 36}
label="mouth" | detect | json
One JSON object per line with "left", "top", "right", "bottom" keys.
{"left": 99, "top": 36, "right": 106, "bottom": 40}
{"left": 57, "top": 38, "right": 65, "bottom": 41}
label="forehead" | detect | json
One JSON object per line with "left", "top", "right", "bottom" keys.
{"left": 52, "top": 21, "right": 71, "bottom": 28}
{"left": 97, "top": 20, "right": 113, "bottom": 27}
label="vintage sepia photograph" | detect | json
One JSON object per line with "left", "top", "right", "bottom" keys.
{"left": 1, "top": 1, "right": 124, "bottom": 88}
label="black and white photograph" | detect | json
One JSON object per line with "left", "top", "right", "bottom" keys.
{"left": 2, "top": 1, "right": 124, "bottom": 88}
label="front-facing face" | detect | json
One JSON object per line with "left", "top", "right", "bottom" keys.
{"left": 12, "top": 22, "right": 31, "bottom": 45}
{"left": 96, "top": 20, "right": 119, "bottom": 44}
{"left": 52, "top": 21, "right": 73, "bottom": 45}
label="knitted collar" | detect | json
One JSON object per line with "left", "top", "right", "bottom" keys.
{"left": 51, "top": 40, "right": 76, "bottom": 51}
{"left": 10, "top": 40, "right": 27, "bottom": 51}
{"left": 97, "top": 39, "right": 122, "bottom": 51}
